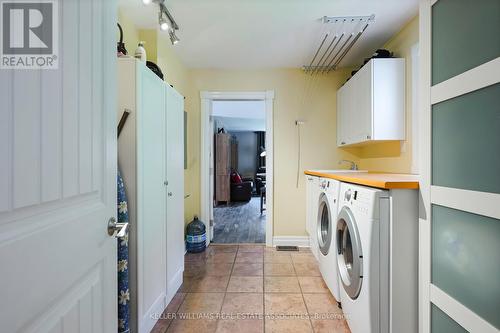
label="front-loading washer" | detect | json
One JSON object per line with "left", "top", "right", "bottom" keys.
{"left": 336, "top": 182, "right": 390, "bottom": 333}
{"left": 306, "top": 175, "right": 320, "bottom": 260}
{"left": 316, "top": 177, "right": 341, "bottom": 303}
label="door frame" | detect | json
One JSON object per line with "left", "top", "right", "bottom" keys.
{"left": 200, "top": 91, "right": 275, "bottom": 246}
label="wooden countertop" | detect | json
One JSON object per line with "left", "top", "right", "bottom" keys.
{"left": 304, "top": 170, "right": 419, "bottom": 190}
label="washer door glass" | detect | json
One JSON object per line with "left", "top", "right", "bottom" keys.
{"left": 317, "top": 193, "right": 332, "bottom": 256}
{"left": 336, "top": 206, "right": 363, "bottom": 299}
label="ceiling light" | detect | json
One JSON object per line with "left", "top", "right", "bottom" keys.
{"left": 169, "top": 29, "right": 180, "bottom": 45}
{"left": 160, "top": 20, "right": 169, "bottom": 31}
{"left": 159, "top": 13, "right": 169, "bottom": 31}
{"left": 142, "top": 0, "right": 152, "bottom": 5}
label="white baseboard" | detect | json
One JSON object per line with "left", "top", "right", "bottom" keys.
{"left": 167, "top": 267, "right": 183, "bottom": 302}
{"left": 140, "top": 292, "right": 167, "bottom": 333}
{"left": 272, "top": 236, "right": 310, "bottom": 247}
{"left": 142, "top": 268, "right": 183, "bottom": 333}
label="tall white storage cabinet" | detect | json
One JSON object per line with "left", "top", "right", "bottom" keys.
{"left": 117, "top": 58, "right": 185, "bottom": 333}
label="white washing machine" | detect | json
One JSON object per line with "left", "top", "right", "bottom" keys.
{"left": 336, "top": 182, "right": 390, "bottom": 333}
{"left": 316, "top": 178, "right": 341, "bottom": 303}
{"left": 306, "top": 176, "right": 320, "bottom": 260}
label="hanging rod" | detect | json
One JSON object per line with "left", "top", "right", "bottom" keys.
{"left": 303, "top": 14, "right": 375, "bottom": 74}
{"left": 329, "top": 22, "right": 370, "bottom": 72}
{"left": 322, "top": 15, "right": 374, "bottom": 24}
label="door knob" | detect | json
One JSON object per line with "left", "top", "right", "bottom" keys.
{"left": 107, "top": 217, "right": 129, "bottom": 238}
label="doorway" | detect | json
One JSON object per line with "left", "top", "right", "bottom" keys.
{"left": 200, "top": 91, "right": 274, "bottom": 246}
{"left": 212, "top": 101, "right": 266, "bottom": 243}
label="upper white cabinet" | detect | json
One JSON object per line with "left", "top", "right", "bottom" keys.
{"left": 337, "top": 58, "right": 405, "bottom": 147}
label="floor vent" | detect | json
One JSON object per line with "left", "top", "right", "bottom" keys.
{"left": 276, "top": 245, "right": 299, "bottom": 251}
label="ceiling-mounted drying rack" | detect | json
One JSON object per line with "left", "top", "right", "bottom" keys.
{"left": 303, "top": 15, "right": 375, "bottom": 75}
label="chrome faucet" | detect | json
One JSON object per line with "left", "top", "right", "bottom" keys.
{"left": 339, "top": 159, "right": 358, "bottom": 170}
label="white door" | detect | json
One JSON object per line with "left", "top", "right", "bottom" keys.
{"left": 165, "top": 85, "right": 185, "bottom": 300}
{"left": 336, "top": 87, "right": 345, "bottom": 146}
{"left": 343, "top": 80, "right": 355, "bottom": 145}
{"left": 352, "top": 62, "right": 372, "bottom": 142}
{"left": 0, "top": 1, "right": 118, "bottom": 332}
{"left": 137, "top": 66, "right": 167, "bottom": 333}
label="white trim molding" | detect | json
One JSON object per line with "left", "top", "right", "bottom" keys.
{"left": 418, "top": 1, "right": 433, "bottom": 332}
{"left": 200, "top": 90, "right": 275, "bottom": 247}
{"left": 430, "top": 285, "right": 498, "bottom": 333}
{"left": 431, "top": 57, "right": 500, "bottom": 105}
{"left": 272, "top": 236, "right": 310, "bottom": 248}
{"left": 199, "top": 97, "right": 212, "bottom": 242}
{"left": 411, "top": 42, "right": 420, "bottom": 174}
{"left": 431, "top": 186, "right": 500, "bottom": 219}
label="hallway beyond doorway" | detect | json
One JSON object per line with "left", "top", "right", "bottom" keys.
{"left": 213, "top": 198, "right": 265, "bottom": 244}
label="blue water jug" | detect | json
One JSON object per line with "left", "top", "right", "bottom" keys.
{"left": 186, "top": 216, "right": 206, "bottom": 253}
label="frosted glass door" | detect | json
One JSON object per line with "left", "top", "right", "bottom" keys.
{"left": 427, "top": 0, "right": 500, "bottom": 331}
{"left": 432, "top": 0, "right": 500, "bottom": 84}
{"left": 432, "top": 84, "right": 500, "bottom": 194}
{"left": 431, "top": 305, "right": 467, "bottom": 333}
{"left": 432, "top": 205, "right": 500, "bottom": 329}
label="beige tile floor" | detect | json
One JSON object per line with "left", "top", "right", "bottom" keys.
{"left": 151, "top": 244, "right": 350, "bottom": 333}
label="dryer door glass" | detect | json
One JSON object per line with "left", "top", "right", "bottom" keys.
{"left": 317, "top": 194, "right": 332, "bottom": 256}
{"left": 336, "top": 206, "right": 363, "bottom": 299}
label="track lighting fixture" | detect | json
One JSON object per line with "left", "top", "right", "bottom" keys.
{"left": 141, "top": 0, "right": 181, "bottom": 45}
{"left": 168, "top": 29, "right": 180, "bottom": 45}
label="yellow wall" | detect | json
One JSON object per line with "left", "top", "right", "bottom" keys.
{"left": 137, "top": 30, "right": 158, "bottom": 63}
{"left": 357, "top": 16, "right": 419, "bottom": 173}
{"left": 117, "top": 8, "right": 140, "bottom": 56}
{"left": 187, "top": 69, "right": 361, "bottom": 236}
{"left": 117, "top": 8, "right": 419, "bottom": 236}
{"left": 155, "top": 32, "right": 198, "bottom": 222}
{"left": 116, "top": 10, "right": 197, "bottom": 224}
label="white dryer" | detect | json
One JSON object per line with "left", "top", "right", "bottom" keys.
{"left": 336, "top": 182, "right": 390, "bottom": 333}
{"left": 316, "top": 178, "right": 341, "bottom": 303}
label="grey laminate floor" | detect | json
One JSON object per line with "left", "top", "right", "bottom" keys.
{"left": 213, "top": 197, "right": 265, "bottom": 243}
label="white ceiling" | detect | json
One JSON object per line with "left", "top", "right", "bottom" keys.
{"left": 119, "top": 0, "right": 418, "bottom": 69}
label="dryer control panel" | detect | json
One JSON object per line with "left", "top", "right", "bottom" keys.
{"left": 339, "top": 183, "right": 387, "bottom": 218}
